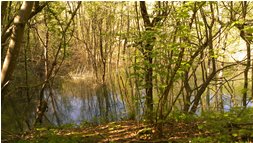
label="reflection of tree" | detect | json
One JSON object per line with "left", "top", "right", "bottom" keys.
{"left": 77, "top": 81, "right": 97, "bottom": 122}
{"left": 36, "top": 79, "right": 129, "bottom": 125}
{"left": 96, "top": 84, "right": 109, "bottom": 122}
{"left": 2, "top": 88, "right": 38, "bottom": 133}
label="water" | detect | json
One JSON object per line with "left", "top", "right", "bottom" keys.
{"left": 45, "top": 84, "right": 127, "bottom": 125}
{"left": 2, "top": 77, "right": 252, "bottom": 134}
{"left": 1, "top": 78, "right": 133, "bottom": 134}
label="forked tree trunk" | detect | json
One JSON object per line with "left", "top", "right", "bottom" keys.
{"left": 1, "top": 2, "right": 34, "bottom": 90}
{"left": 139, "top": 2, "right": 154, "bottom": 122}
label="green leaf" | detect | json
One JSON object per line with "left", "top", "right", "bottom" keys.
{"left": 232, "top": 133, "right": 238, "bottom": 137}
{"left": 36, "top": 127, "right": 47, "bottom": 131}
{"left": 241, "top": 88, "right": 247, "bottom": 94}
{"left": 244, "top": 27, "right": 253, "bottom": 33}
{"left": 198, "top": 125, "right": 204, "bottom": 130}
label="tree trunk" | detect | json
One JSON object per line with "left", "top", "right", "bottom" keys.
{"left": 144, "top": 45, "right": 154, "bottom": 121}
{"left": 139, "top": 2, "right": 154, "bottom": 122}
{"left": 183, "top": 72, "right": 191, "bottom": 112}
{"left": 252, "top": 56, "right": 253, "bottom": 101}
{"left": 240, "top": 2, "right": 250, "bottom": 107}
{"left": 206, "top": 59, "right": 211, "bottom": 110}
{"left": 1, "top": 2, "right": 34, "bottom": 90}
{"left": 252, "top": 55, "right": 253, "bottom": 101}
{"left": 243, "top": 42, "right": 250, "bottom": 106}
{"left": 1, "top": 1, "right": 8, "bottom": 22}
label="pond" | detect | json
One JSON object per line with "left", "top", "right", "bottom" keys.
{"left": 45, "top": 81, "right": 128, "bottom": 125}
{"left": 2, "top": 76, "right": 252, "bottom": 135}
{"left": 2, "top": 77, "right": 144, "bottom": 135}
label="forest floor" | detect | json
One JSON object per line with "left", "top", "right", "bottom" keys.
{"left": 4, "top": 118, "right": 253, "bottom": 143}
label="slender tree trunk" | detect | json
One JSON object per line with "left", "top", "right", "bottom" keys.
{"left": 229, "top": 2, "right": 251, "bottom": 107}
{"left": 240, "top": 2, "right": 250, "bottom": 107}
{"left": 252, "top": 57, "right": 253, "bottom": 100}
{"left": 1, "top": 2, "right": 34, "bottom": 91}
{"left": 218, "top": 36, "right": 226, "bottom": 112}
{"left": 145, "top": 47, "right": 154, "bottom": 120}
{"left": 44, "top": 27, "right": 49, "bottom": 80}
{"left": 99, "top": 22, "right": 105, "bottom": 84}
{"left": 206, "top": 59, "right": 211, "bottom": 110}
{"left": 243, "top": 42, "right": 250, "bottom": 106}
{"left": 183, "top": 71, "right": 191, "bottom": 112}
{"left": 139, "top": 1, "right": 170, "bottom": 122}
{"left": 139, "top": 2, "right": 154, "bottom": 122}
{"left": 25, "top": 27, "right": 30, "bottom": 102}
{"left": 217, "top": 7, "right": 225, "bottom": 112}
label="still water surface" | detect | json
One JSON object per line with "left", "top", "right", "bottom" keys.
{"left": 2, "top": 78, "right": 138, "bottom": 134}
{"left": 45, "top": 83, "right": 127, "bottom": 125}
{"left": 2, "top": 77, "right": 252, "bottom": 133}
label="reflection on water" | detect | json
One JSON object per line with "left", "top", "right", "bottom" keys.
{"left": 45, "top": 83, "right": 127, "bottom": 125}
{"left": 2, "top": 77, "right": 252, "bottom": 135}
{"left": 1, "top": 78, "right": 132, "bottom": 136}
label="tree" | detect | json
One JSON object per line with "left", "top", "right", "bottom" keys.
{"left": 1, "top": 2, "right": 34, "bottom": 91}
{"left": 229, "top": 1, "right": 252, "bottom": 107}
{"left": 139, "top": 1, "right": 170, "bottom": 122}
{"left": 34, "top": 1, "right": 81, "bottom": 125}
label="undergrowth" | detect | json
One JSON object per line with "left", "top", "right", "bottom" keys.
{"left": 3, "top": 107, "right": 253, "bottom": 143}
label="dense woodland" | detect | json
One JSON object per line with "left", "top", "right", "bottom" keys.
{"left": 1, "top": 1, "right": 253, "bottom": 142}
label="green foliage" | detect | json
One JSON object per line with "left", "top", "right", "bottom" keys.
{"left": 170, "top": 110, "right": 197, "bottom": 123}
{"left": 191, "top": 135, "right": 231, "bottom": 143}
{"left": 58, "top": 123, "right": 77, "bottom": 129}
{"left": 199, "top": 107, "right": 253, "bottom": 142}
{"left": 191, "top": 136, "right": 216, "bottom": 143}
{"left": 229, "top": 107, "right": 253, "bottom": 124}
{"left": 175, "top": 2, "right": 192, "bottom": 19}
{"left": 244, "top": 27, "right": 253, "bottom": 34}
{"left": 241, "top": 88, "right": 248, "bottom": 95}
{"left": 46, "top": 2, "right": 67, "bottom": 34}
{"left": 155, "top": 108, "right": 253, "bottom": 142}
{"left": 17, "top": 133, "right": 84, "bottom": 143}
{"left": 16, "top": 125, "right": 103, "bottom": 143}
{"left": 80, "top": 120, "right": 92, "bottom": 128}
{"left": 3, "top": 1, "right": 253, "bottom": 142}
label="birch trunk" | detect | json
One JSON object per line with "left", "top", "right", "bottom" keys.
{"left": 1, "top": 2, "right": 34, "bottom": 89}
